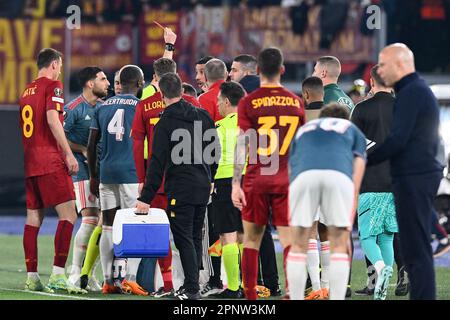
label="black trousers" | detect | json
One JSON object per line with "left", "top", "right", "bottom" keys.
{"left": 257, "top": 224, "right": 279, "bottom": 290}
{"left": 392, "top": 172, "right": 441, "bottom": 300}
{"left": 168, "top": 202, "right": 206, "bottom": 293}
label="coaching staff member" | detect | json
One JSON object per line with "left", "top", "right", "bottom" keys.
{"left": 135, "top": 73, "right": 220, "bottom": 300}
{"left": 368, "top": 43, "right": 443, "bottom": 300}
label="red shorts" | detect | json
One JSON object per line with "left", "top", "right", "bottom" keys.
{"left": 25, "top": 170, "right": 75, "bottom": 210}
{"left": 241, "top": 192, "right": 289, "bottom": 226}
{"left": 151, "top": 193, "right": 168, "bottom": 210}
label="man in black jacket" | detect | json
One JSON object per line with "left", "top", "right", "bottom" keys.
{"left": 368, "top": 43, "right": 443, "bottom": 300}
{"left": 136, "top": 73, "right": 220, "bottom": 300}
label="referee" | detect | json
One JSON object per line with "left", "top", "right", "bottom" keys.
{"left": 210, "top": 81, "right": 246, "bottom": 299}
{"left": 136, "top": 73, "right": 220, "bottom": 300}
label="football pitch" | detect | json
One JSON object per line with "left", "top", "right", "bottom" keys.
{"left": 1, "top": 234, "right": 450, "bottom": 300}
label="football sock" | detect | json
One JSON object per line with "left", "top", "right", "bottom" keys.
{"left": 242, "top": 248, "right": 259, "bottom": 300}
{"left": 81, "top": 225, "right": 102, "bottom": 276}
{"left": 27, "top": 272, "right": 40, "bottom": 281}
{"left": 53, "top": 220, "right": 74, "bottom": 268}
{"left": 360, "top": 235, "right": 384, "bottom": 266}
{"left": 378, "top": 232, "right": 395, "bottom": 266}
{"left": 283, "top": 245, "right": 291, "bottom": 293}
{"left": 23, "top": 224, "right": 39, "bottom": 273}
{"left": 158, "top": 244, "right": 173, "bottom": 290}
{"left": 100, "top": 226, "right": 114, "bottom": 284}
{"left": 125, "top": 258, "right": 141, "bottom": 282}
{"left": 52, "top": 266, "right": 65, "bottom": 275}
{"left": 222, "top": 243, "right": 240, "bottom": 291}
{"left": 210, "top": 256, "right": 222, "bottom": 285}
{"left": 307, "top": 239, "right": 321, "bottom": 291}
{"left": 320, "top": 241, "right": 330, "bottom": 289}
{"left": 286, "top": 251, "right": 307, "bottom": 300}
{"left": 72, "top": 216, "right": 97, "bottom": 273}
{"left": 329, "top": 253, "right": 350, "bottom": 300}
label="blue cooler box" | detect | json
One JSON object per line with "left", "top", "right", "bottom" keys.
{"left": 113, "top": 208, "right": 170, "bottom": 258}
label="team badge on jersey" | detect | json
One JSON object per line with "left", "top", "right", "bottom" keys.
{"left": 54, "top": 88, "right": 63, "bottom": 97}
{"left": 337, "top": 97, "right": 353, "bottom": 109}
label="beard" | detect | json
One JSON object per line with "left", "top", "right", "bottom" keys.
{"left": 136, "top": 87, "right": 143, "bottom": 99}
{"left": 93, "top": 87, "right": 108, "bottom": 99}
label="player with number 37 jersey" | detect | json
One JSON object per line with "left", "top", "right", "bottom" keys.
{"left": 90, "top": 94, "right": 139, "bottom": 184}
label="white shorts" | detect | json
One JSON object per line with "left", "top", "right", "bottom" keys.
{"left": 99, "top": 183, "right": 139, "bottom": 211}
{"left": 74, "top": 180, "right": 99, "bottom": 213}
{"left": 289, "top": 170, "right": 355, "bottom": 228}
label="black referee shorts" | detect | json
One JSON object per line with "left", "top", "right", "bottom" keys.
{"left": 211, "top": 178, "right": 243, "bottom": 234}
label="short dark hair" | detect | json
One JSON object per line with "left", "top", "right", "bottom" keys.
{"left": 196, "top": 56, "right": 214, "bottom": 65}
{"left": 153, "top": 58, "right": 177, "bottom": 78}
{"left": 182, "top": 82, "right": 197, "bottom": 98}
{"left": 370, "top": 65, "right": 386, "bottom": 87}
{"left": 37, "top": 48, "right": 62, "bottom": 70}
{"left": 159, "top": 73, "right": 182, "bottom": 99}
{"left": 219, "top": 81, "right": 245, "bottom": 107}
{"left": 302, "top": 76, "right": 324, "bottom": 96}
{"left": 78, "top": 66, "right": 103, "bottom": 87}
{"left": 233, "top": 54, "right": 257, "bottom": 73}
{"left": 319, "top": 103, "right": 350, "bottom": 120}
{"left": 120, "top": 65, "right": 144, "bottom": 88}
{"left": 257, "top": 47, "right": 283, "bottom": 78}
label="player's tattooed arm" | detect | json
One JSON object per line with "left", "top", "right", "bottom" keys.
{"left": 232, "top": 133, "right": 248, "bottom": 185}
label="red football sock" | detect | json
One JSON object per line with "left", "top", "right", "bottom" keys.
{"left": 242, "top": 248, "right": 259, "bottom": 300}
{"left": 283, "top": 245, "right": 291, "bottom": 293}
{"left": 53, "top": 220, "right": 74, "bottom": 268}
{"left": 158, "top": 244, "right": 173, "bottom": 291}
{"left": 23, "top": 225, "right": 40, "bottom": 272}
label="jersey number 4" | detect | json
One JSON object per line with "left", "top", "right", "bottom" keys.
{"left": 257, "top": 116, "right": 299, "bottom": 156}
{"left": 108, "top": 109, "right": 125, "bottom": 141}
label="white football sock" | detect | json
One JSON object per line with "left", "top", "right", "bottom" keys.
{"left": 286, "top": 252, "right": 307, "bottom": 300}
{"left": 27, "top": 272, "right": 40, "bottom": 281}
{"left": 320, "top": 241, "right": 330, "bottom": 289}
{"left": 52, "top": 266, "right": 65, "bottom": 275}
{"left": 374, "top": 260, "right": 386, "bottom": 276}
{"left": 100, "top": 226, "right": 114, "bottom": 284}
{"left": 72, "top": 217, "right": 97, "bottom": 271}
{"left": 329, "top": 253, "right": 350, "bottom": 300}
{"left": 125, "top": 258, "right": 142, "bottom": 282}
{"left": 307, "top": 239, "right": 321, "bottom": 291}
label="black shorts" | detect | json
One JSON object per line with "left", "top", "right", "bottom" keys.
{"left": 211, "top": 178, "right": 243, "bottom": 234}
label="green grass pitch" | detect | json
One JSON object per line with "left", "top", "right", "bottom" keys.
{"left": 1, "top": 235, "right": 450, "bottom": 300}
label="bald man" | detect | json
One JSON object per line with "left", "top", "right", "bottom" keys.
{"left": 367, "top": 43, "right": 443, "bottom": 300}
{"left": 312, "top": 56, "right": 354, "bottom": 110}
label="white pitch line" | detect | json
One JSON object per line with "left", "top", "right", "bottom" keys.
{"left": 0, "top": 287, "right": 100, "bottom": 300}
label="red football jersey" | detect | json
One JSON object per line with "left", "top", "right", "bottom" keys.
{"left": 19, "top": 77, "right": 66, "bottom": 178}
{"left": 198, "top": 80, "right": 224, "bottom": 122}
{"left": 238, "top": 85, "right": 305, "bottom": 193}
{"left": 131, "top": 92, "right": 200, "bottom": 183}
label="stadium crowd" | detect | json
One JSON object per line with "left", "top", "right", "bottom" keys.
{"left": 17, "top": 21, "right": 448, "bottom": 301}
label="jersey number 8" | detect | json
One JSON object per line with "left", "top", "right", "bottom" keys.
{"left": 22, "top": 104, "right": 34, "bottom": 138}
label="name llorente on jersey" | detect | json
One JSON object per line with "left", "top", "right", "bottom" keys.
{"left": 103, "top": 98, "right": 138, "bottom": 106}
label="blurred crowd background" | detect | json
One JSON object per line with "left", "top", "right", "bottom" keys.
{"left": 0, "top": 0, "right": 449, "bottom": 217}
